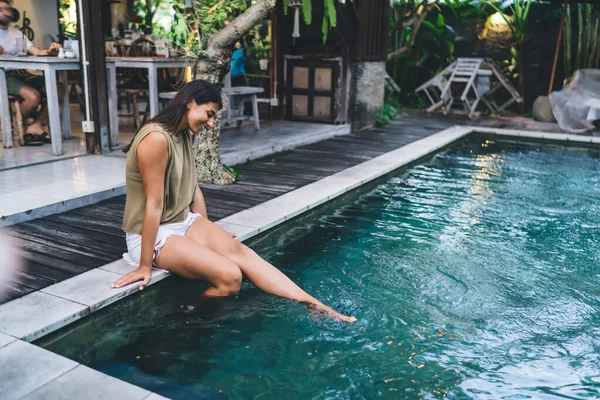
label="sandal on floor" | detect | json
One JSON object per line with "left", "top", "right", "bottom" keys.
{"left": 39, "top": 132, "right": 51, "bottom": 143}
{"left": 23, "top": 133, "right": 44, "bottom": 146}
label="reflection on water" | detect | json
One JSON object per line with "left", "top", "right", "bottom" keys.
{"left": 41, "top": 138, "right": 600, "bottom": 399}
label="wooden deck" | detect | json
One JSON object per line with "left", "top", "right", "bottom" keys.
{"left": 0, "top": 112, "right": 550, "bottom": 304}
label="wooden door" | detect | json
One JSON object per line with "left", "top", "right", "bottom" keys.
{"left": 286, "top": 59, "right": 338, "bottom": 123}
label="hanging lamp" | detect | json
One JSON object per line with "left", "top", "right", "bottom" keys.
{"left": 289, "top": 0, "right": 302, "bottom": 38}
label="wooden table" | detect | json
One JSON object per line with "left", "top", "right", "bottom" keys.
{"left": 105, "top": 57, "right": 194, "bottom": 145}
{"left": 224, "top": 86, "right": 264, "bottom": 130}
{"left": 0, "top": 56, "right": 80, "bottom": 156}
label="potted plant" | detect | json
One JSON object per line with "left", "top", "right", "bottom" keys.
{"left": 63, "top": 32, "right": 79, "bottom": 58}
{"left": 251, "top": 25, "right": 271, "bottom": 71}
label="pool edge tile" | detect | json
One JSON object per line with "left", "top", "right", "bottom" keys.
{"left": 0, "top": 291, "right": 89, "bottom": 342}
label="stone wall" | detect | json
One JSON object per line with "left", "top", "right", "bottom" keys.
{"left": 14, "top": 0, "right": 59, "bottom": 48}
{"left": 350, "top": 61, "right": 386, "bottom": 130}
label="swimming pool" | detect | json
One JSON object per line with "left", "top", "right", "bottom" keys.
{"left": 37, "top": 136, "right": 600, "bottom": 399}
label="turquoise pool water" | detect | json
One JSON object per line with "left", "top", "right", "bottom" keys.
{"left": 42, "top": 138, "right": 600, "bottom": 399}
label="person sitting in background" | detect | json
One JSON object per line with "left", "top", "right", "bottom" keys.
{"left": 0, "top": 0, "right": 62, "bottom": 146}
{"left": 230, "top": 42, "right": 247, "bottom": 86}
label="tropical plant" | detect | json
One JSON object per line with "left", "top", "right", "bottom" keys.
{"left": 58, "top": 0, "right": 78, "bottom": 40}
{"left": 563, "top": 3, "right": 600, "bottom": 81}
{"left": 249, "top": 24, "right": 271, "bottom": 61}
{"left": 421, "top": 12, "right": 456, "bottom": 68}
{"left": 388, "top": 0, "right": 436, "bottom": 61}
{"left": 282, "top": 0, "right": 342, "bottom": 43}
{"left": 388, "top": 1, "right": 464, "bottom": 106}
{"left": 482, "top": 0, "right": 533, "bottom": 107}
{"left": 376, "top": 101, "right": 399, "bottom": 127}
{"left": 443, "top": 0, "right": 486, "bottom": 26}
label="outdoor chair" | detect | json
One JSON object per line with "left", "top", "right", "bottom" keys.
{"left": 414, "top": 61, "right": 456, "bottom": 113}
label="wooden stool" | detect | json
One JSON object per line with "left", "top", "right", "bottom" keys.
{"left": 118, "top": 88, "right": 150, "bottom": 129}
{"left": 8, "top": 95, "right": 24, "bottom": 146}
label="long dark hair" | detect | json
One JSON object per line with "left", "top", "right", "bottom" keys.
{"left": 122, "top": 79, "right": 222, "bottom": 153}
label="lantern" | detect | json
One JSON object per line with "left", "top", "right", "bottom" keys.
{"left": 289, "top": 0, "right": 302, "bottom": 38}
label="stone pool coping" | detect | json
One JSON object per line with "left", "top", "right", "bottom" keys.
{"left": 1, "top": 125, "right": 597, "bottom": 399}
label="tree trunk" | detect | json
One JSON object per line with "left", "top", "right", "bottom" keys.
{"left": 576, "top": 5, "right": 584, "bottom": 70}
{"left": 193, "top": 51, "right": 236, "bottom": 185}
{"left": 192, "top": 0, "right": 276, "bottom": 184}
{"left": 145, "top": 0, "right": 154, "bottom": 32}
{"left": 563, "top": 5, "right": 571, "bottom": 79}
{"left": 517, "top": 44, "right": 525, "bottom": 112}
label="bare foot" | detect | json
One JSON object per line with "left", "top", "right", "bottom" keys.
{"left": 25, "top": 128, "right": 45, "bottom": 136}
{"left": 25, "top": 122, "right": 46, "bottom": 136}
{"left": 308, "top": 303, "right": 357, "bottom": 323}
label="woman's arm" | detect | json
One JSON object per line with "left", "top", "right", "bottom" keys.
{"left": 113, "top": 132, "right": 168, "bottom": 290}
{"left": 191, "top": 186, "right": 208, "bottom": 220}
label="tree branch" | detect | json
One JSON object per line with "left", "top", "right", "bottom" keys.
{"left": 387, "top": 4, "right": 432, "bottom": 61}
{"left": 390, "top": 14, "right": 416, "bottom": 34}
{"left": 209, "top": 0, "right": 276, "bottom": 51}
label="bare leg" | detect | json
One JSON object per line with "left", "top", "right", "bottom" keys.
{"left": 27, "top": 84, "right": 64, "bottom": 135}
{"left": 18, "top": 86, "right": 42, "bottom": 133}
{"left": 154, "top": 235, "right": 243, "bottom": 298}
{"left": 185, "top": 217, "right": 356, "bottom": 322}
{"left": 26, "top": 105, "right": 48, "bottom": 135}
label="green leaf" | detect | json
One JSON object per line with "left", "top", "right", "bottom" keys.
{"left": 437, "top": 13, "right": 444, "bottom": 28}
{"left": 303, "top": 0, "right": 312, "bottom": 25}
{"left": 325, "top": 0, "right": 337, "bottom": 28}
{"left": 422, "top": 20, "right": 437, "bottom": 32}
{"left": 415, "top": 50, "right": 429, "bottom": 67}
{"left": 322, "top": 8, "right": 330, "bottom": 44}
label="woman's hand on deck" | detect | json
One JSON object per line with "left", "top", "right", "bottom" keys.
{"left": 111, "top": 265, "right": 152, "bottom": 290}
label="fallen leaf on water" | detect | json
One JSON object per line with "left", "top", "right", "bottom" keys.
{"left": 384, "top": 377, "right": 403, "bottom": 383}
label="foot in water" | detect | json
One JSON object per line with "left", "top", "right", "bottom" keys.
{"left": 179, "top": 305, "right": 196, "bottom": 314}
{"left": 178, "top": 295, "right": 231, "bottom": 316}
{"left": 182, "top": 301, "right": 357, "bottom": 323}
{"left": 308, "top": 303, "right": 357, "bottom": 323}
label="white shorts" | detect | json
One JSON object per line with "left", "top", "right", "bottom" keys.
{"left": 122, "top": 212, "right": 202, "bottom": 267}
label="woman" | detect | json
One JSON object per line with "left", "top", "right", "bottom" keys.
{"left": 112, "top": 80, "right": 355, "bottom": 323}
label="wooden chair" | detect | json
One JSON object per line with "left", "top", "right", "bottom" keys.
{"left": 118, "top": 38, "right": 155, "bottom": 129}
{"left": 0, "top": 96, "right": 25, "bottom": 146}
